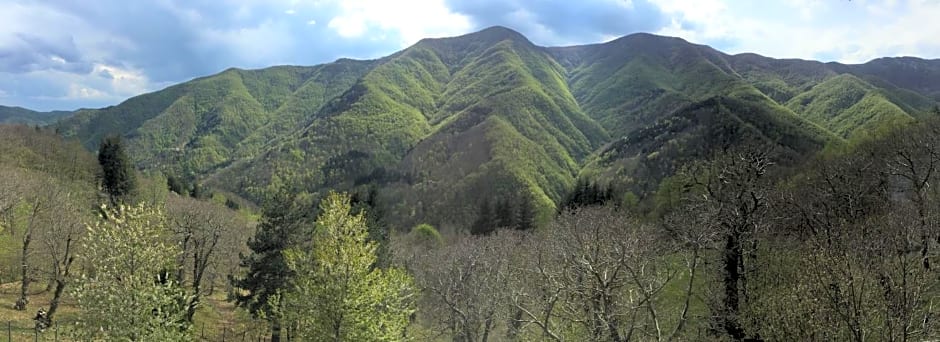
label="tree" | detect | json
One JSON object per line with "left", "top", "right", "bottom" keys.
{"left": 401, "top": 231, "right": 517, "bottom": 342}
{"left": 283, "top": 192, "right": 415, "bottom": 341}
{"left": 229, "top": 188, "right": 311, "bottom": 342}
{"left": 516, "top": 194, "right": 536, "bottom": 231}
{"left": 70, "top": 204, "right": 190, "bottom": 341}
{"left": 676, "top": 147, "right": 772, "bottom": 340}
{"left": 471, "top": 199, "right": 496, "bottom": 235}
{"left": 167, "top": 195, "right": 247, "bottom": 322}
{"left": 410, "top": 223, "right": 443, "bottom": 248}
{"left": 37, "top": 186, "right": 86, "bottom": 328}
{"left": 0, "top": 172, "right": 64, "bottom": 312}
{"left": 495, "top": 198, "right": 516, "bottom": 229}
{"left": 510, "top": 207, "right": 680, "bottom": 341}
{"left": 97, "top": 136, "right": 137, "bottom": 205}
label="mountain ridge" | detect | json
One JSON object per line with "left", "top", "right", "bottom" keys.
{"left": 47, "top": 26, "right": 940, "bottom": 228}
{"left": 0, "top": 105, "right": 73, "bottom": 125}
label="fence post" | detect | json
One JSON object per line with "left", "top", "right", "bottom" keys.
{"left": 7, "top": 321, "right": 10, "bottom": 342}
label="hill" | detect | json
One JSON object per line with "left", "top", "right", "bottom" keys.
{"left": 0, "top": 106, "right": 72, "bottom": 125}
{"left": 53, "top": 26, "right": 940, "bottom": 229}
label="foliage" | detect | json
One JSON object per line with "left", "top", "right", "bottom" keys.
{"left": 229, "top": 186, "right": 311, "bottom": 325}
{"left": 562, "top": 179, "right": 614, "bottom": 209}
{"left": 283, "top": 192, "right": 416, "bottom": 341}
{"left": 98, "top": 135, "right": 138, "bottom": 205}
{"left": 69, "top": 204, "right": 191, "bottom": 341}
{"left": 56, "top": 26, "right": 940, "bottom": 237}
{"left": 409, "top": 223, "right": 442, "bottom": 247}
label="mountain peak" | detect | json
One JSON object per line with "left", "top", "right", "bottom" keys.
{"left": 449, "top": 25, "right": 533, "bottom": 46}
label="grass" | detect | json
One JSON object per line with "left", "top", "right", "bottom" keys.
{"left": 0, "top": 281, "right": 264, "bottom": 342}
{"left": 0, "top": 282, "right": 80, "bottom": 341}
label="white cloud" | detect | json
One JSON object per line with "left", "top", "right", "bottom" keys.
{"left": 648, "top": 0, "right": 940, "bottom": 63}
{"left": 198, "top": 20, "right": 296, "bottom": 67}
{"left": 92, "top": 63, "right": 151, "bottom": 97}
{"left": 284, "top": 9, "right": 296, "bottom": 15}
{"left": 326, "top": 0, "right": 473, "bottom": 46}
{"left": 307, "top": 19, "right": 317, "bottom": 25}
{"left": 67, "top": 84, "right": 107, "bottom": 99}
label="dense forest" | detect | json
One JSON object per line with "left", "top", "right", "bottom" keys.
{"left": 7, "top": 113, "right": 940, "bottom": 341}
{"left": 1, "top": 26, "right": 940, "bottom": 341}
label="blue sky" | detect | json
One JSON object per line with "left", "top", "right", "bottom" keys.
{"left": 1, "top": 0, "right": 938, "bottom": 111}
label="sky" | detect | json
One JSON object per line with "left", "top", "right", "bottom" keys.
{"left": 1, "top": 0, "right": 939, "bottom": 111}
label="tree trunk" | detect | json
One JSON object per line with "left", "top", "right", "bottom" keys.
{"left": 271, "top": 318, "right": 281, "bottom": 342}
{"left": 722, "top": 232, "right": 745, "bottom": 340}
{"left": 14, "top": 229, "right": 32, "bottom": 311}
{"left": 44, "top": 278, "right": 66, "bottom": 325}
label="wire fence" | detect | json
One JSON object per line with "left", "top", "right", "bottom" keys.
{"left": 2, "top": 320, "right": 276, "bottom": 342}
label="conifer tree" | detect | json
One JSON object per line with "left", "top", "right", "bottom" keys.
{"left": 97, "top": 135, "right": 137, "bottom": 205}
{"left": 495, "top": 197, "right": 516, "bottom": 229}
{"left": 517, "top": 194, "right": 536, "bottom": 231}
{"left": 230, "top": 188, "right": 310, "bottom": 342}
{"left": 471, "top": 198, "right": 497, "bottom": 235}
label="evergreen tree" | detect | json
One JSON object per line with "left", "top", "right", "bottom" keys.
{"left": 283, "top": 192, "right": 415, "bottom": 341}
{"left": 166, "top": 174, "right": 185, "bottom": 195}
{"left": 229, "top": 188, "right": 311, "bottom": 342}
{"left": 471, "top": 198, "right": 497, "bottom": 235}
{"left": 97, "top": 135, "right": 137, "bottom": 204}
{"left": 517, "top": 194, "right": 536, "bottom": 231}
{"left": 495, "top": 197, "right": 516, "bottom": 229}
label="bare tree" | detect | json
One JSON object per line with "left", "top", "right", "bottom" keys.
{"left": 10, "top": 176, "right": 61, "bottom": 311}
{"left": 167, "top": 194, "right": 248, "bottom": 322}
{"left": 672, "top": 147, "right": 773, "bottom": 340}
{"left": 882, "top": 121, "right": 940, "bottom": 270}
{"left": 36, "top": 187, "right": 89, "bottom": 327}
{"left": 397, "top": 231, "right": 517, "bottom": 342}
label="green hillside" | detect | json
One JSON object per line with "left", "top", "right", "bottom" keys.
{"left": 0, "top": 106, "right": 72, "bottom": 125}
{"left": 210, "top": 27, "right": 608, "bottom": 227}
{"left": 53, "top": 26, "right": 940, "bottom": 229}
{"left": 784, "top": 74, "right": 923, "bottom": 137}
{"left": 57, "top": 61, "right": 375, "bottom": 177}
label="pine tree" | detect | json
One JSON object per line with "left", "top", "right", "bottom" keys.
{"left": 229, "top": 188, "right": 311, "bottom": 342}
{"left": 495, "top": 197, "right": 516, "bottom": 229}
{"left": 471, "top": 198, "right": 497, "bottom": 235}
{"left": 517, "top": 194, "right": 536, "bottom": 231}
{"left": 97, "top": 135, "right": 137, "bottom": 205}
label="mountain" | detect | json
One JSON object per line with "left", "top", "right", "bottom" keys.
{"left": 0, "top": 106, "right": 72, "bottom": 125}
{"left": 54, "top": 26, "right": 940, "bottom": 228}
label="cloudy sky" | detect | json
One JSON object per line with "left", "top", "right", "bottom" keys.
{"left": 1, "top": 0, "right": 938, "bottom": 111}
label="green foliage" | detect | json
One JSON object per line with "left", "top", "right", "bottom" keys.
{"left": 471, "top": 198, "right": 497, "bottom": 235}
{"left": 230, "top": 187, "right": 311, "bottom": 320}
{"left": 57, "top": 26, "right": 940, "bottom": 230}
{"left": 70, "top": 204, "right": 191, "bottom": 341}
{"left": 784, "top": 74, "right": 926, "bottom": 138}
{"left": 563, "top": 178, "right": 614, "bottom": 209}
{"left": 0, "top": 125, "right": 98, "bottom": 184}
{"left": 283, "top": 192, "right": 415, "bottom": 341}
{"left": 98, "top": 135, "right": 138, "bottom": 205}
{"left": 410, "top": 223, "right": 443, "bottom": 247}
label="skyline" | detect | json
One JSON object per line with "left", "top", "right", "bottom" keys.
{"left": 2, "top": 0, "right": 939, "bottom": 111}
